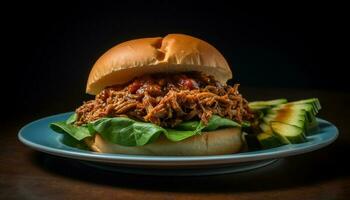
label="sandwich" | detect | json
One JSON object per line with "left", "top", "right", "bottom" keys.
{"left": 50, "top": 34, "right": 254, "bottom": 156}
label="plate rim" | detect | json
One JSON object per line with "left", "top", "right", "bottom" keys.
{"left": 18, "top": 112, "right": 339, "bottom": 166}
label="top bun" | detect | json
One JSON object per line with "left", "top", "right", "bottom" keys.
{"left": 86, "top": 34, "right": 232, "bottom": 95}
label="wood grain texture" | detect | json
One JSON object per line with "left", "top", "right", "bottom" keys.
{"left": 1, "top": 87, "right": 349, "bottom": 200}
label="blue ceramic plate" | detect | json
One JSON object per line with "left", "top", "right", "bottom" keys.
{"left": 18, "top": 112, "right": 338, "bottom": 175}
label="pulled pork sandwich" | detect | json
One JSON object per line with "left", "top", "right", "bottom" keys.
{"left": 51, "top": 34, "right": 254, "bottom": 156}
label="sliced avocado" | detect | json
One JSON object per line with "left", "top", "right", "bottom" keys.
{"left": 270, "top": 121, "right": 307, "bottom": 144}
{"left": 257, "top": 132, "right": 285, "bottom": 149}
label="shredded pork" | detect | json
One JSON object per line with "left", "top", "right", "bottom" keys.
{"left": 75, "top": 72, "right": 254, "bottom": 127}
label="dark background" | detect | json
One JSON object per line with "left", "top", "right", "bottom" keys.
{"left": 1, "top": 3, "right": 350, "bottom": 199}
{"left": 2, "top": 1, "right": 347, "bottom": 121}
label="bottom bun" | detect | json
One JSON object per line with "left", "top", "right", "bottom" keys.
{"left": 84, "top": 128, "right": 244, "bottom": 156}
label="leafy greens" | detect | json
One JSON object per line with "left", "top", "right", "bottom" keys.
{"left": 50, "top": 114, "right": 240, "bottom": 146}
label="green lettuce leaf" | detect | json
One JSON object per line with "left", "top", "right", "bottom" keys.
{"left": 50, "top": 114, "right": 241, "bottom": 147}
{"left": 50, "top": 122, "right": 93, "bottom": 141}
{"left": 165, "top": 122, "right": 204, "bottom": 141}
{"left": 163, "top": 129, "right": 196, "bottom": 141}
{"left": 174, "top": 121, "right": 201, "bottom": 131}
{"left": 92, "top": 117, "right": 165, "bottom": 146}
{"left": 66, "top": 113, "right": 77, "bottom": 124}
{"left": 203, "top": 115, "right": 241, "bottom": 131}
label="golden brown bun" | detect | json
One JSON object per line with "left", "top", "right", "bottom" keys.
{"left": 84, "top": 128, "right": 243, "bottom": 156}
{"left": 86, "top": 34, "right": 232, "bottom": 95}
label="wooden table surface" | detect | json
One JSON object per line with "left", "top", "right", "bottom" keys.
{"left": 1, "top": 87, "right": 349, "bottom": 200}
